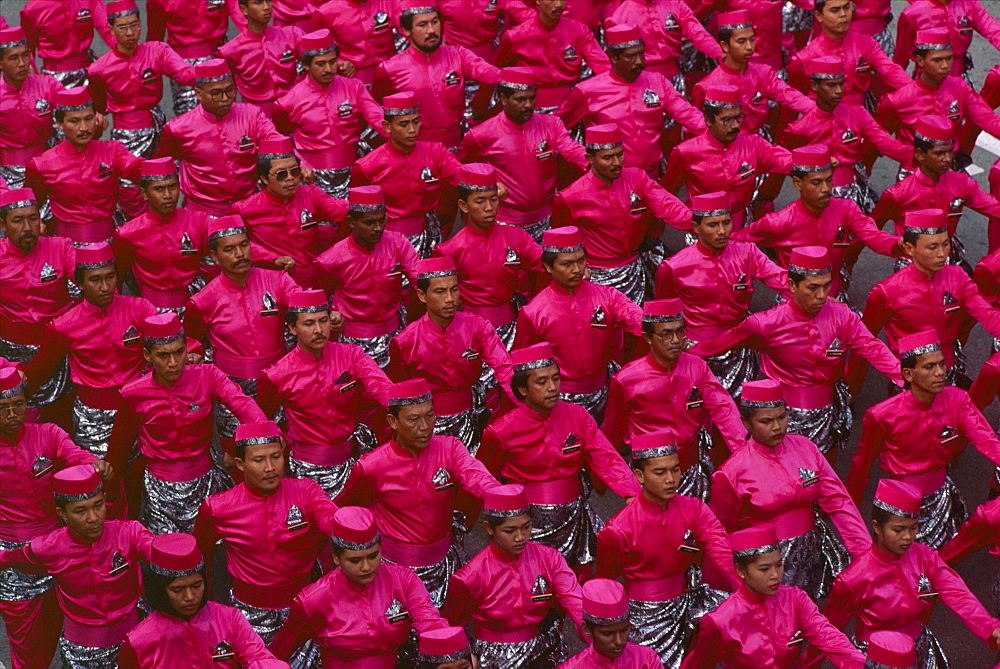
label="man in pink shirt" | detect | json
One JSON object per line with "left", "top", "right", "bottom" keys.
{"left": 603, "top": 299, "right": 747, "bottom": 500}
{"left": 26, "top": 87, "right": 143, "bottom": 245}
{"left": 690, "top": 247, "right": 904, "bottom": 461}
{"left": 0, "top": 369, "right": 104, "bottom": 669}
{"left": 258, "top": 289, "right": 390, "bottom": 499}
{"left": 438, "top": 0, "right": 534, "bottom": 61}
{"left": 353, "top": 92, "right": 463, "bottom": 257}
{"left": 457, "top": 67, "right": 587, "bottom": 241}
{"left": 25, "top": 243, "right": 156, "bottom": 458}
{"left": 316, "top": 0, "right": 401, "bottom": 87}
{"left": 274, "top": 28, "right": 386, "bottom": 199}
{"left": 661, "top": 85, "right": 792, "bottom": 231}
{"left": 551, "top": 123, "right": 691, "bottom": 305}
{"left": 558, "top": 25, "right": 705, "bottom": 178}
{"left": 20, "top": 0, "right": 105, "bottom": 89}
{"left": 389, "top": 256, "right": 514, "bottom": 453}
{"left": 895, "top": 0, "right": 1000, "bottom": 81}
{"left": 335, "top": 378, "right": 501, "bottom": 608}
{"left": 654, "top": 192, "right": 789, "bottom": 398}
{"left": 218, "top": 0, "right": 305, "bottom": 117}
{"left": 373, "top": 0, "right": 501, "bottom": 149}
{"left": 316, "top": 186, "right": 420, "bottom": 369}
{"left": 514, "top": 227, "right": 644, "bottom": 422}
{"left": 0, "top": 465, "right": 153, "bottom": 667}
{"left": 112, "top": 157, "right": 212, "bottom": 314}
{"left": 157, "top": 58, "right": 284, "bottom": 215}
{"left": 492, "top": 0, "right": 610, "bottom": 112}
{"left": 231, "top": 137, "right": 349, "bottom": 288}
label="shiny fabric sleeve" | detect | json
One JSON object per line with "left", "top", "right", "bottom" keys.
{"left": 927, "top": 550, "right": 1000, "bottom": 641}
{"left": 955, "top": 274, "right": 1000, "bottom": 340}
{"left": 441, "top": 574, "right": 476, "bottom": 626}
{"left": 688, "top": 314, "right": 765, "bottom": 359}
{"left": 859, "top": 109, "right": 914, "bottom": 167}
{"left": 678, "top": 614, "right": 725, "bottom": 669}
{"left": 600, "top": 374, "right": 629, "bottom": 450}
{"left": 638, "top": 170, "right": 695, "bottom": 229}
{"left": 748, "top": 244, "right": 792, "bottom": 297}
{"left": 451, "top": 439, "right": 502, "bottom": 498}
{"left": 957, "top": 391, "right": 1000, "bottom": 467}
{"left": 960, "top": 176, "right": 1000, "bottom": 220}
{"left": 556, "top": 87, "right": 589, "bottom": 128}
{"left": 332, "top": 461, "right": 376, "bottom": 508}
{"left": 0, "top": 543, "right": 49, "bottom": 573}
{"left": 653, "top": 259, "right": 678, "bottom": 299}
{"left": 607, "top": 286, "right": 644, "bottom": 337}
{"left": 659, "top": 144, "right": 689, "bottom": 194}
{"left": 970, "top": 1, "right": 1000, "bottom": 50}
{"left": 302, "top": 479, "right": 339, "bottom": 536}
{"left": 582, "top": 420, "right": 642, "bottom": 498}
{"left": 678, "top": 3, "right": 724, "bottom": 58}
{"left": 708, "top": 470, "right": 741, "bottom": 533}
{"left": 595, "top": 524, "right": 625, "bottom": 580}
{"left": 692, "top": 501, "right": 740, "bottom": 590}
{"left": 940, "top": 501, "right": 1000, "bottom": 565}
{"left": 111, "top": 141, "right": 145, "bottom": 184}
{"left": 476, "top": 425, "right": 504, "bottom": 480}
{"left": 761, "top": 69, "right": 814, "bottom": 115}
{"left": 268, "top": 595, "right": 315, "bottom": 661}
{"left": 794, "top": 587, "right": 866, "bottom": 668}
{"left": 459, "top": 46, "right": 502, "bottom": 84}
{"left": 548, "top": 549, "right": 585, "bottom": 629}
{"left": 208, "top": 366, "right": 269, "bottom": 424}
{"left": 550, "top": 120, "right": 589, "bottom": 170}
{"left": 401, "top": 567, "right": 449, "bottom": 632}
{"left": 970, "top": 353, "right": 1000, "bottom": 411}
{"left": 579, "top": 29, "right": 610, "bottom": 76}
{"left": 842, "top": 311, "right": 904, "bottom": 386}
{"left": 863, "top": 36, "right": 910, "bottom": 91}
{"left": 842, "top": 202, "right": 900, "bottom": 257}
{"left": 655, "top": 73, "right": 706, "bottom": 133}
{"left": 156, "top": 42, "right": 197, "bottom": 86}
{"left": 701, "top": 370, "right": 746, "bottom": 451}
{"left": 476, "top": 322, "right": 516, "bottom": 402}
{"left": 731, "top": 210, "right": 779, "bottom": 245}
{"left": 23, "top": 324, "right": 69, "bottom": 397}
{"left": 893, "top": 10, "right": 916, "bottom": 70}
{"left": 846, "top": 408, "right": 883, "bottom": 504}
{"left": 117, "top": 639, "right": 141, "bottom": 669}
{"left": 813, "top": 455, "right": 871, "bottom": 557}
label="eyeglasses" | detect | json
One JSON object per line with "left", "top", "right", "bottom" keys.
{"left": 718, "top": 113, "right": 745, "bottom": 126}
{"left": 651, "top": 327, "right": 687, "bottom": 341}
{"left": 270, "top": 166, "right": 302, "bottom": 181}
{"left": 201, "top": 85, "right": 237, "bottom": 101}
{"left": 113, "top": 22, "right": 141, "bottom": 34}
{"left": 0, "top": 401, "right": 27, "bottom": 415}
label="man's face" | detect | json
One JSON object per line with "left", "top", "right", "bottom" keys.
{"left": 57, "top": 493, "right": 106, "bottom": 542}
{"left": 485, "top": 513, "right": 532, "bottom": 556}
{"left": 817, "top": 0, "right": 852, "bottom": 36}
{"left": 915, "top": 48, "right": 954, "bottom": 84}
{"left": 110, "top": 14, "right": 141, "bottom": 52}
{"left": 144, "top": 339, "right": 188, "bottom": 385}
{"left": 743, "top": 405, "right": 788, "bottom": 448}
{"left": 262, "top": 156, "right": 301, "bottom": 199}
{"left": 418, "top": 275, "right": 460, "bottom": 322}
{"left": 610, "top": 44, "right": 645, "bottom": 82}
{"left": 793, "top": 168, "right": 833, "bottom": 212}
{"left": 789, "top": 273, "right": 832, "bottom": 316}
{"left": 721, "top": 27, "right": 755, "bottom": 63}
{"left": 388, "top": 401, "right": 436, "bottom": 451}
{"left": 141, "top": 177, "right": 180, "bottom": 217}
{"left": 1, "top": 205, "right": 42, "bottom": 253}
{"left": 80, "top": 265, "right": 117, "bottom": 309}
{"left": 707, "top": 106, "right": 743, "bottom": 144}
{"left": 289, "top": 310, "right": 332, "bottom": 355}
{"left": 588, "top": 620, "right": 631, "bottom": 660}
{"left": 872, "top": 515, "right": 918, "bottom": 555}
{"left": 501, "top": 88, "right": 536, "bottom": 125}
{"left": 0, "top": 390, "right": 27, "bottom": 439}
{"left": 635, "top": 454, "right": 681, "bottom": 505}
{"left": 350, "top": 210, "right": 387, "bottom": 248}
{"left": 236, "top": 441, "right": 284, "bottom": 495}
{"left": 334, "top": 544, "right": 382, "bottom": 587}
{"left": 904, "top": 232, "right": 951, "bottom": 275}
{"left": 58, "top": 107, "right": 98, "bottom": 149}
{"left": 544, "top": 249, "right": 587, "bottom": 290}
{"left": 903, "top": 349, "right": 947, "bottom": 397}
{"left": 737, "top": 550, "right": 784, "bottom": 596}
{"left": 522, "top": 364, "right": 561, "bottom": 413}
{"left": 211, "top": 232, "right": 252, "bottom": 280}
{"left": 405, "top": 11, "right": 442, "bottom": 52}
{"left": 196, "top": 76, "right": 237, "bottom": 118}
{"left": 458, "top": 188, "right": 499, "bottom": 229}
{"left": 241, "top": 0, "right": 273, "bottom": 24}
{"left": 692, "top": 213, "right": 732, "bottom": 251}
{"left": 915, "top": 144, "right": 954, "bottom": 176}
{"left": 644, "top": 320, "right": 687, "bottom": 363}
{"left": 166, "top": 573, "right": 205, "bottom": 618}
{"left": 382, "top": 112, "right": 421, "bottom": 150}
{"left": 308, "top": 50, "right": 339, "bottom": 86}
{"left": 810, "top": 77, "right": 844, "bottom": 108}
{"left": 537, "top": 0, "right": 566, "bottom": 23}
{"left": 1, "top": 44, "right": 32, "bottom": 85}
{"left": 587, "top": 146, "right": 624, "bottom": 182}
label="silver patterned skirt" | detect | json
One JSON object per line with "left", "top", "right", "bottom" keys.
{"left": 853, "top": 626, "right": 948, "bottom": 669}
{"left": 434, "top": 409, "right": 479, "bottom": 455}
{"left": 499, "top": 216, "right": 551, "bottom": 244}
{"left": 111, "top": 106, "right": 165, "bottom": 161}
{"left": 71, "top": 398, "right": 117, "bottom": 459}
{"left": 872, "top": 24, "right": 896, "bottom": 59}
{"left": 706, "top": 347, "right": 760, "bottom": 399}
{"left": 0, "top": 164, "right": 27, "bottom": 190}
{"left": 831, "top": 165, "right": 880, "bottom": 214}
{"left": 0, "top": 336, "right": 71, "bottom": 409}
{"left": 41, "top": 67, "right": 88, "bottom": 89}
{"left": 403, "top": 211, "right": 443, "bottom": 260}
{"left": 232, "top": 594, "right": 321, "bottom": 669}
{"left": 58, "top": 637, "right": 121, "bottom": 669}
{"left": 782, "top": 1, "right": 814, "bottom": 31}
{"left": 384, "top": 540, "right": 469, "bottom": 609}
{"left": 140, "top": 467, "right": 233, "bottom": 535}
{"left": 629, "top": 583, "right": 728, "bottom": 669}
{"left": 678, "top": 429, "right": 715, "bottom": 503}
{"left": 785, "top": 380, "right": 852, "bottom": 455}
{"left": 171, "top": 56, "right": 213, "bottom": 116}
{"left": 288, "top": 454, "right": 355, "bottom": 500}
{"left": 588, "top": 258, "right": 648, "bottom": 306}
{"left": 341, "top": 324, "right": 404, "bottom": 370}
{"left": 472, "top": 620, "right": 567, "bottom": 669}
{"left": 916, "top": 477, "right": 967, "bottom": 551}
{"left": 530, "top": 496, "right": 603, "bottom": 569}
{"left": 472, "top": 318, "right": 517, "bottom": 422}
{"left": 0, "top": 539, "right": 53, "bottom": 602}
{"left": 779, "top": 513, "right": 852, "bottom": 599}
{"left": 312, "top": 167, "right": 352, "bottom": 200}
{"left": 216, "top": 376, "right": 285, "bottom": 440}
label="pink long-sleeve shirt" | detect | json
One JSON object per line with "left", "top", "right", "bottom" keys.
{"left": 270, "top": 565, "right": 446, "bottom": 668}
{"left": 654, "top": 240, "right": 788, "bottom": 342}
{"left": 438, "top": 0, "right": 535, "bottom": 56}
{"left": 389, "top": 312, "right": 514, "bottom": 415}
{"left": 316, "top": 0, "right": 401, "bottom": 86}
{"left": 20, "top": 0, "right": 101, "bottom": 72}
{"left": 691, "top": 300, "right": 904, "bottom": 409}
{"left": 606, "top": 0, "right": 722, "bottom": 78}
{"left": 479, "top": 401, "right": 642, "bottom": 500}
{"left": 434, "top": 223, "right": 544, "bottom": 326}
{"left": 514, "top": 280, "right": 643, "bottom": 392}
{"left": 895, "top": 0, "right": 1000, "bottom": 76}
{"left": 558, "top": 70, "right": 705, "bottom": 174}
{"left": 274, "top": 75, "right": 385, "bottom": 171}
{"left": 158, "top": 103, "right": 282, "bottom": 212}
{"left": 0, "top": 236, "right": 74, "bottom": 346}
{"left": 146, "top": 0, "right": 233, "bottom": 59}
{"left": 231, "top": 186, "right": 348, "bottom": 288}
{"left": 112, "top": 207, "right": 212, "bottom": 310}
{"left": 0, "top": 423, "right": 97, "bottom": 543}
{"left": 603, "top": 352, "right": 746, "bottom": 459}
{"left": 732, "top": 197, "right": 900, "bottom": 297}
{"left": 25, "top": 140, "right": 143, "bottom": 243}
{"left": 851, "top": 0, "right": 893, "bottom": 36}
{"left": 456, "top": 112, "right": 587, "bottom": 225}
{"left": 877, "top": 75, "right": 1000, "bottom": 147}
{"left": 597, "top": 494, "right": 740, "bottom": 597}
{"left": 335, "top": 437, "right": 500, "bottom": 564}
{"left": 848, "top": 387, "right": 1000, "bottom": 502}
{"left": 940, "top": 496, "right": 1000, "bottom": 564}
{"left": 560, "top": 644, "right": 665, "bottom": 668}
{"left": 552, "top": 168, "right": 691, "bottom": 267}
{"left": 691, "top": 63, "right": 813, "bottom": 136}
{"left": 373, "top": 44, "right": 501, "bottom": 147}
{"left": 0, "top": 74, "right": 61, "bottom": 168}
{"left": 316, "top": 232, "right": 419, "bottom": 339}
{"left": 862, "top": 263, "right": 1000, "bottom": 367}
{"left": 217, "top": 26, "right": 305, "bottom": 105}
{"left": 185, "top": 268, "right": 299, "bottom": 380}
{"left": 258, "top": 344, "right": 391, "bottom": 465}
{"left": 89, "top": 43, "right": 195, "bottom": 128}
{"left": 195, "top": 478, "right": 337, "bottom": 608}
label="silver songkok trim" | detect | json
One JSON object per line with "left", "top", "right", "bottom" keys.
{"left": 383, "top": 105, "right": 420, "bottom": 117}
{"left": 234, "top": 436, "right": 281, "bottom": 447}
{"left": 76, "top": 259, "right": 115, "bottom": 270}
{"left": 741, "top": 398, "right": 785, "bottom": 409}
{"left": 512, "top": 358, "right": 556, "bottom": 373}
{"left": 401, "top": 4, "right": 437, "bottom": 16}
{"left": 140, "top": 171, "right": 178, "bottom": 183}
{"left": 810, "top": 71, "right": 845, "bottom": 80}
{"left": 482, "top": 506, "right": 531, "bottom": 519}
{"left": 788, "top": 263, "right": 831, "bottom": 277}
{"left": 0, "top": 199, "right": 37, "bottom": 213}
{"left": 718, "top": 20, "right": 753, "bottom": 30}
{"left": 107, "top": 7, "right": 140, "bottom": 20}
{"left": 388, "top": 392, "right": 433, "bottom": 407}
{"left": 195, "top": 73, "right": 231, "bottom": 83}
{"left": 585, "top": 141, "right": 623, "bottom": 150}
{"left": 55, "top": 101, "right": 93, "bottom": 112}
{"left": 632, "top": 444, "right": 678, "bottom": 460}
{"left": 792, "top": 163, "right": 833, "bottom": 173}
{"left": 900, "top": 342, "right": 941, "bottom": 360}
{"left": 607, "top": 38, "right": 642, "bottom": 49}
{"left": 914, "top": 132, "right": 952, "bottom": 146}
{"left": 703, "top": 100, "right": 741, "bottom": 110}
{"left": 149, "top": 560, "right": 205, "bottom": 579}
{"left": 54, "top": 482, "right": 104, "bottom": 504}
{"left": 904, "top": 225, "right": 948, "bottom": 236}
{"left": 0, "top": 381, "right": 26, "bottom": 399}
{"left": 732, "top": 542, "right": 781, "bottom": 558}
{"left": 500, "top": 80, "right": 536, "bottom": 90}
{"left": 583, "top": 611, "right": 629, "bottom": 626}
{"left": 642, "top": 313, "right": 683, "bottom": 324}
{"left": 348, "top": 203, "right": 385, "bottom": 213}
{"left": 417, "top": 269, "right": 458, "bottom": 280}
{"left": 915, "top": 40, "right": 951, "bottom": 52}
{"left": 0, "top": 37, "right": 28, "bottom": 49}
{"left": 873, "top": 498, "right": 919, "bottom": 519}
{"left": 208, "top": 226, "right": 247, "bottom": 242}
{"left": 301, "top": 45, "right": 337, "bottom": 57}
{"left": 286, "top": 304, "right": 330, "bottom": 314}
{"left": 458, "top": 181, "right": 496, "bottom": 192}
{"left": 144, "top": 330, "right": 186, "bottom": 346}
{"left": 257, "top": 152, "right": 294, "bottom": 160}
{"left": 692, "top": 207, "right": 731, "bottom": 217}
{"left": 542, "top": 244, "right": 584, "bottom": 255}
{"left": 331, "top": 532, "right": 381, "bottom": 552}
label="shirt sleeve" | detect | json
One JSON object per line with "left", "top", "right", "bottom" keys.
{"left": 812, "top": 449, "right": 871, "bottom": 558}
{"left": 156, "top": 43, "right": 197, "bottom": 87}
{"left": 928, "top": 549, "right": 1000, "bottom": 641}
{"left": 688, "top": 314, "right": 765, "bottom": 359}
{"left": 795, "top": 588, "right": 866, "bottom": 668}
{"left": 600, "top": 374, "right": 629, "bottom": 450}
{"left": 846, "top": 407, "right": 883, "bottom": 504}
{"left": 865, "top": 36, "right": 911, "bottom": 92}
{"left": 548, "top": 549, "right": 584, "bottom": 630}
{"left": 971, "top": 2, "right": 1000, "bottom": 53}
{"left": 678, "top": 2, "right": 724, "bottom": 58}
{"left": 403, "top": 568, "right": 449, "bottom": 633}
{"left": 748, "top": 245, "right": 791, "bottom": 297}
{"left": 859, "top": 108, "right": 915, "bottom": 168}
{"left": 477, "top": 322, "right": 515, "bottom": 403}
{"left": 842, "top": 310, "right": 904, "bottom": 386}
{"left": 970, "top": 353, "right": 1000, "bottom": 411}
{"left": 608, "top": 286, "right": 644, "bottom": 337}
{"left": 441, "top": 572, "right": 476, "bottom": 626}
{"left": 700, "top": 364, "right": 746, "bottom": 452}
{"left": 578, "top": 27, "right": 610, "bottom": 75}
{"left": 893, "top": 9, "right": 915, "bottom": 71}
{"left": 960, "top": 175, "right": 1000, "bottom": 220}
{"left": 268, "top": 595, "right": 315, "bottom": 661}
{"left": 333, "top": 461, "right": 376, "bottom": 508}
{"left": 210, "top": 367, "right": 269, "bottom": 424}
{"left": 0, "top": 540, "right": 50, "bottom": 573}
{"left": 761, "top": 68, "right": 814, "bottom": 115}
{"left": 550, "top": 119, "right": 589, "bottom": 171}
{"left": 708, "top": 470, "right": 741, "bottom": 533}
{"left": 556, "top": 86, "right": 590, "bottom": 128}
{"left": 659, "top": 144, "right": 688, "bottom": 194}
{"left": 595, "top": 525, "right": 624, "bottom": 580}
{"left": 679, "top": 614, "right": 725, "bottom": 669}
{"left": 459, "top": 46, "right": 502, "bottom": 84}
{"left": 842, "top": 201, "right": 900, "bottom": 257}
{"left": 656, "top": 74, "right": 707, "bottom": 133}
{"left": 303, "top": 480, "right": 339, "bottom": 536}
{"left": 112, "top": 142, "right": 145, "bottom": 184}
{"left": 476, "top": 425, "right": 504, "bottom": 480}
{"left": 53, "top": 424, "right": 99, "bottom": 468}
{"left": 957, "top": 391, "right": 1000, "bottom": 467}
{"left": 939, "top": 499, "right": 1000, "bottom": 565}
{"left": 653, "top": 259, "right": 677, "bottom": 299}
{"left": 956, "top": 272, "right": 1000, "bottom": 340}
{"left": 581, "top": 418, "right": 641, "bottom": 498}
{"left": 693, "top": 501, "right": 741, "bottom": 591}
{"left": 453, "top": 440, "right": 502, "bottom": 498}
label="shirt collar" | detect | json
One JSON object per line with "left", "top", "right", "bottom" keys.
{"left": 0, "top": 425, "right": 26, "bottom": 446}
{"left": 488, "top": 542, "right": 519, "bottom": 563}
{"left": 786, "top": 299, "right": 817, "bottom": 320}
{"left": 464, "top": 222, "right": 493, "bottom": 239}
{"left": 1, "top": 238, "right": 29, "bottom": 259}
{"left": 871, "top": 542, "right": 902, "bottom": 563}
{"left": 388, "top": 438, "right": 421, "bottom": 460}
{"left": 241, "top": 478, "right": 283, "bottom": 501}
{"left": 347, "top": 234, "right": 376, "bottom": 255}
{"left": 737, "top": 582, "right": 768, "bottom": 605}
{"left": 79, "top": 296, "right": 117, "bottom": 316}
{"left": 695, "top": 239, "right": 725, "bottom": 257}
{"left": 637, "top": 492, "right": 669, "bottom": 513}
{"left": 262, "top": 187, "right": 291, "bottom": 205}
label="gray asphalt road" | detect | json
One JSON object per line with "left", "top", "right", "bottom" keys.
{"left": 2, "top": 0, "right": 1000, "bottom": 666}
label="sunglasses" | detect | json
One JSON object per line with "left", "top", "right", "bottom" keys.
{"left": 270, "top": 166, "right": 302, "bottom": 181}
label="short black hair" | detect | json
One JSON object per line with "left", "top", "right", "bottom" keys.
{"left": 901, "top": 229, "right": 922, "bottom": 247}
{"left": 913, "top": 136, "right": 939, "bottom": 153}
{"left": 813, "top": 0, "right": 829, "bottom": 11}
{"left": 511, "top": 368, "right": 529, "bottom": 401}
{"left": 73, "top": 264, "right": 115, "bottom": 287}
{"left": 871, "top": 504, "right": 893, "bottom": 527}
{"left": 457, "top": 185, "right": 498, "bottom": 201}
{"left": 400, "top": 9, "right": 439, "bottom": 32}
{"left": 702, "top": 105, "right": 725, "bottom": 123}
{"left": 631, "top": 457, "right": 651, "bottom": 472}
{"left": 734, "top": 551, "right": 768, "bottom": 569}
{"left": 389, "top": 404, "right": 402, "bottom": 418}
{"left": 790, "top": 167, "right": 814, "bottom": 180}
{"left": 497, "top": 83, "right": 515, "bottom": 99}
{"left": 144, "top": 563, "right": 208, "bottom": 618}
{"left": 284, "top": 308, "right": 329, "bottom": 326}
{"left": 485, "top": 508, "right": 533, "bottom": 529}
{"left": 788, "top": 270, "right": 806, "bottom": 285}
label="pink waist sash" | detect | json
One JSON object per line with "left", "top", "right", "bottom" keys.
{"left": 497, "top": 202, "right": 551, "bottom": 226}
{"left": 380, "top": 532, "right": 451, "bottom": 568}
{"left": 586, "top": 252, "right": 640, "bottom": 270}
{"left": 535, "top": 84, "right": 571, "bottom": 108}
{"left": 386, "top": 215, "right": 427, "bottom": 237}
{"left": 173, "top": 40, "right": 219, "bottom": 59}
{"left": 855, "top": 621, "right": 922, "bottom": 644}
{"left": 624, "top": 574, "right": 686, "bottom": 602}
{"left": 291, "top": 438, "right": 353, "bottom": 467}
{"left": 463, "top": 303, "right": 515, "bottom": 329}
{"left": 141, "top": 286, "right": 191, "bottom": 310}
{"left": 55, "top": 218, "right": 114, "bottom": 244}
{"left": 300, "top": 148, "right": 356, "bottom": 171}
{"left": 146, "top": 454, "right": 212, "bottom": 483}
{"left": 342, "top": 315, "right": 400, "bottom": 339}
{"left": 558, "top": 375, "right": 606, "bottom": 394}
{"left": 113, "top": 109, "right": 156, "bottom": 130}
{"left": 894, "top": 468, "right": 947, "bottom": 497}
{"left": 782, "top": 384, "right": 834, "bottom": 411}
{"left": 212, "top": 349, "right": 282, "bottom": 380}
{"left": 62, "top": 609, "right": 139, "bottom": 647}
{"left": 232, "top": 574, "right": 311, "bottom": 610}
{"left": 433, "top": 388, "right": 473, "bottom": 416}
{"left": 76, "top": 385, "right": 122, "bottom": 411}
{"left": 0, "top": 518, "right": 59, "bottom": 543}
{"left": 475, "top": 625, "right": 540, "bottom": 643}
{"left": 833, "top": 165, "right": 859, "bottom": 188}
{"left": 520, "top": 478, "right": 581, "bottom": 506}
{"left": 754, "top": 505, "right": 815, "bottom": 542}
{"left": 325, "top": 654, "right": 397, "bottom": 669}
{"left": 42, "top": 55, "right": 89, "bottom": 72}
{"left": 0, "top": 144, "right": 46, "bottom": 166}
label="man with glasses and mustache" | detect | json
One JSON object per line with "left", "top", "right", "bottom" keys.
{"left": 157, "top": 58, "right": 284, "bottom": 216}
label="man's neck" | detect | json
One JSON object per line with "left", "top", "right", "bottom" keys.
{"left": 297, "top": 342, "right": 324, "bottom": 360}
{"left": 469, "top": 219, "right": 494, "bottom": 233}
{"left": 651, "top": 350, "right": 678, "bottom": 371}
{"left": 308, "top": 74, "right": 329, "bottom": 88}
{"left": 525, "top": 400, "right": 552, "bottom": 418}
{"left": 641, "top": 489, "right": 669, "bottom": 510}
{"left": 71, "top": 528, "right": 100, "bottom": 544}
{"left": 5, "top": 74, "right": 28, "bottom": 88}
{"left": 224, "top": 270, "right": 249, "bottom": 288}
{"left": 389, "top": 137, "right": 413, "bottom": 152}
{"left": 247, "top": 19, "right": 268, "bottom": 35}
{"left": 918, "top": 164, "right": 941, "bottom": 184}
{"left": 427, "top": 310, "right": 453, "bottom": 329}
{"left": 66, "top": 139, "right": 90, "bottom": 152}
{"left": 352, "top": 233, "right": 375, "bottom": 252}
{"left": 821, "top": 26, "right": 847, "bottom": 41}
{"left": 538, "top": 12, "right": 559, "bottom": 27}
{"left": 395, "top": 439, "right": 422, "bottom": 457}
{"left": 911, "top": 260, "right": 938, "bottom": 280}
{"left": 816, "top": 97, "right": 837, "bottom": 113}
{"left": 722, "top": 55, "right": 747, "bottom": 72}
{"left": 919, "top": 71, "right": 943, "bottom": 89}
{"left": 153, "top": 371, "right": 180, "bottom": 388}
{"left": 800, "top": 197, "right": 826, "bottom": 216}
{"left": 117, "top": 42, "right": 137, "bottom": 57}
{"left": 909, "top": 385, "right": 938, "bottom": 405}
{"left": 555, "top": 281, "right": 576, "bottom": 296}
{"left": 593, "top": 171, "right": 617, "bottom": 186}
{"left": 151, "top": 208, "right": 174, "bottom": 221}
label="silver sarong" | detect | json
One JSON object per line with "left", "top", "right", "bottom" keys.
{"left": 530, "top": 496, "right": 602, "bottom": 568}
{"left": 313, "top": 167, "right": 351, "bottom": 200}
{"left": 705, "top": 347, "right": 760, "bottom": 399}
{"left": 640, "top": 236, "right": 667, "bottom": 299}
{"left": 232, "top": 594, "right": 321, "bottom": 669}
{"left": 0, "top": 164, "right": 27, "bottom": 190}
{"left": 560, "top": 384, "right": 608, "bottom": 424}
{"left": 499, "top": 216, "right": 551, "bottom": 244}
{"left": 384, "top": 540, "right": 469, "bottom": 609}
{"left": 42, "top": 67, "right": 88, "bottom": 89}
{"left": 678, "top": 428, "right": 715, "bottom": 503}
{"left": 0, "top": 336, "right": 71, "bottom": 409}
{"left": 403, "top": 211, "right": 443, "bottom": 259}
{"left": 111, "top": 106, "right": 165, "bottom": 161}
{"left": 589, "top": 258, "right": 647, "bottom": 305}
{"left": 678, "top": 40, "right": 712, "bottom": 85}
{"left": 853, "top": 626, "right": 947, "bottom": 669}
{"left": 0, "top": 539, "right": 53, "bottom": 602}
{"left": 341, "top": 324, "right": 403, "bottom": 370}
{"left": 289, "top": 454, "right": 355, "bottom": 500}
{"left": 831, "top": 166, "right": 879, "bottom": 214}
{"left": 58, "top": 636, "right": 120, "bottom": 669}
{"left": 471, "top": 319, "right": 517, "bottom": 430}
{"left": 779, "top": 514, "right": 852, "bottom": 599}
{"left": 472, "top": 620, "right": 567, "bottom": 669}
{"left": 71, "top": 398, "right": 117, "bottom": 458}
{"left": 629, "top": 584, "right": 728, "bottom": 669}
{"left": 872, "top": 24, "right": 896, "bottom": 58}
{"left": 782, "top": 1, "right": 814, "bottom": 31}
{"left": 785, "top": 379, "right": 852, "bottom": 455}
{"left": 140, "top": 467, "right": 232, "bottom": 535}
{"left": 917, "top": 477, "right": 967, "bottom": 550}
{"left": 171, "top": 56, "right": 213, "bottom": 116}
{"left": 434, "top": 409, "right": 479, "bottom": 455}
